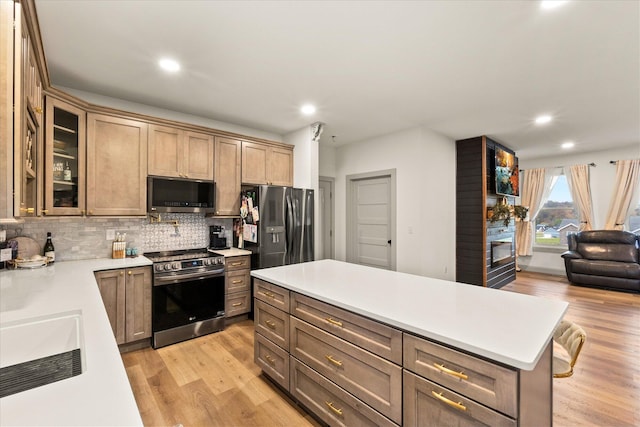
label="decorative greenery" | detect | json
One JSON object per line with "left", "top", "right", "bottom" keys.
{"left": 488, "top": 202, "right": 529, "bottom": 227}
{"left": 489, "top": 201, "right": 512, "bottom": 226}
{"left": 513, "top": 205, "right": 529, "bottom": 221}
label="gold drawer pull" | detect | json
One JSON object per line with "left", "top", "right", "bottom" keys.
{"left": 431, "top": 391, "right": 467, "bottom": 411}
{"left": 232, "top": 279, "right": 243, "bottom": 284}
{"left": 264, "top": 354, "right": 276, "bottom": 365}
{"left": 264, "top": 319, "right": 276, "bottom": 329}
{"left": 231, "top": 261, "right": 242, "bottom": 266}
{"left": 325, "top": 317, "right": 343, "bottom": 327}
{"left": 264, "top": 291, "right": 276, "bottom": 298}
{"left": 324, "top": 401, "right": 344, "bottom": 416}
{"left": 434, "top": 363, "right": 468, "bottom": 380}
{"left": 232, "top": 302, "right": 242, "bottom": 307}
{"left": 325, "top": 355, "right": 343, "bottom": 367}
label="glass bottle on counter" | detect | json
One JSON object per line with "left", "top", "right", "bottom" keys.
{"left": 43, "top": 232, "right": 55, "bottom": 263}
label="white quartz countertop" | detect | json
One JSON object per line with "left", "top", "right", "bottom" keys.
{"left": 210, "top": 247, "right": 252, "bottom": 257}
{"left": 0, "top": 257, "right": 151, "bottom": 426}
{"left": 252, "top": 259, "right": 569, "bottom": 370}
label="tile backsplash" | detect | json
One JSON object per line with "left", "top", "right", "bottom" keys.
{"left": 2, "top": 214, "right": 234, "bottom": 261}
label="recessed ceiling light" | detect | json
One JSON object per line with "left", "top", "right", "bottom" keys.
{"left": 535, "top": 114, "right": 552, "bottom": 125}
{"left": 541, "top": 1, "right": 568, "bottom": 10}
{"left": 159, "top": 58, "right": 180, "bottom": 73}
{"left": 301, "top": 104, "right": 316, "bottom": 115}
{"left": 561, "top": 141, "right": 575, "bottom": 149}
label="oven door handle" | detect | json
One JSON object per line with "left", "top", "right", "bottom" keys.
{"left": 154, "top": 269, "right": 225, "bottom": 285}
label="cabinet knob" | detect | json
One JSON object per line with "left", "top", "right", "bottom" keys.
{"left": 35, "top": 107, "right": 43, "bottom": 114}
{"left": 128, "top": 271, "right": 132, "bottom": 275}
{"left": 42, "top": 209, "right": 48, "bottom": 214}
{"left": 88, "top": 210, "right": 94, "bottom": 215}
{"left": 120, "top": 271, "right": 124, "bottom": 276}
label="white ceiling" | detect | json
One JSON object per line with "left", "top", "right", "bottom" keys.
{"left": 34, "top": 0, "right": 639, "bottom": 159}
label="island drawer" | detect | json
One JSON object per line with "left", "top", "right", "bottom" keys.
{"left": 290, "top": 358, "right": 399, "bottom": 427}
{"left": 290, "top": 317, "right": 402, "bottom": 424}
{"left": 225, "top": 255, "right": 250, "bottom": 271}
{"left": 403, "top": 333, "right": 517, "bottom": 418}
{"left": 226, "top": 269, "right": 251, "bottom": 294}
{"left": 254, "top": 279, "right": 290, "bottom": 312}
{"left": 225, "top": 291, "right": 250, "bottom": 317}
{"left": 291, "top": 293, "right": 402, "bottom": 364}
{"left": 403, "top": 370, "right": 516, "bottom": 427}
{"left": 255, "top": 332, "right": 289, "bottom": 391}
{"left": 255, "top": 298, "right": 289, "bottom": 350}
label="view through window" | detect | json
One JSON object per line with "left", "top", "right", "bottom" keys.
{"left": 535, "top": 175, "right": 578, "bottom": 246}
{"left": 629, "top": 201, "right": 640, "bottom": 233}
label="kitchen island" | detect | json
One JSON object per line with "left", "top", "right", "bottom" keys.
{"left": 0, "top": 257, "right": 151, "bottom": 426}
{"left": 252, "top": 259, "right": 568, "bottom": 426}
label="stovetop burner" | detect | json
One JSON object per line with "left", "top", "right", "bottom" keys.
{"left": 145, "top": 248, "right": 217, "bottom": 262}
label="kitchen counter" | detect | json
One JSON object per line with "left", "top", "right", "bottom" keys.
{"left": 211, "top": 247, "right": 252, "bottom": 257}
{"left": 0, "top": 257, "right": 151, "bottom": 426}
{"left": 251, "top": 259, "right": 568, "bottom": 370}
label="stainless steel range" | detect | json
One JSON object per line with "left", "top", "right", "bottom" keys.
{"left": 145, "top": 248, "right": 226, "bottom": 348}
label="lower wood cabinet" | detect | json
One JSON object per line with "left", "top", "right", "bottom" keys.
{"left": 225, "top": 255, "right": 251, "bottom": 318}
{"left": 254, "top": 278, "right": 553, "bottom": 427}
{"left": 95, "top": 266, "right": 152, "bottom": 345}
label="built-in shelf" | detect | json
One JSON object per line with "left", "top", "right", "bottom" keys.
{"left": 53, "top": 152, "right": 75, "bottom": 160}
{"left": 53, "top": 124, "right": 76, "bottom": 134}
{"left": 53, "top": 180, "right": 76, "bottom": 187}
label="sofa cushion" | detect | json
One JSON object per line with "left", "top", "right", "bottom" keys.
{"left": 576, "top": 242, "right": 639, "bottom": 263}
{"left": 576, "top": 230, "right": 637, "bottom": 245}
{"left": 571, "top": 259, "right": 640, "bottom": 279}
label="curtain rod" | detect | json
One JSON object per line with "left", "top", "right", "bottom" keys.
{"left": 519, "top": 162, "right": 596, "bottom": 172}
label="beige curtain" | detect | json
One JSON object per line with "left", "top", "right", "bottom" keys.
{"left": 565, "top": 164, "right": 594, "bottom": 231}
{"left": 604, "top": 159, "right": 640, "bottom": 230}
{"left": 517, "top": 168, "right": 549, "bottom": 256}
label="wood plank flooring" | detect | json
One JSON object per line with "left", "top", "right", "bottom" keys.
{"left": 122, "top": 272, "right": 639, "bottom": 427}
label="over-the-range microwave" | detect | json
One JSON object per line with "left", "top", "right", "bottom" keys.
{"left": 147, "top": 176, "right": 215, "bottom": 214}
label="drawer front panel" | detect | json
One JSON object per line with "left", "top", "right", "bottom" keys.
{"left": 254, "top": 332, "right": 289, "bottom": 391}
{"left": 226, "top": 291, "right": 250, "bottom": 317}
{"left": 226, "top": 269, "right": 251, "bottom": 294}
{"left": 226, "top": 255, "right": 250, "bottom": 271}
{"left": 254, "top": 298, "right": 289, "bottom": 350}
{"left": 403, "top": 333, "right": 517, "bottom": 417}
{"left": 254, "top": 279, "right": 290, "bottom": 312}
{"left": 290, "top": 358, "right": 399, "bottom": 427}
{"left": 290, "top": 317, "right": 402, "bottom": 424}
{"left": 291, "top": 293, "right": 402, "bottom": 364}
{"left": 403, "top": 370, "right": 516, "bottom": 427}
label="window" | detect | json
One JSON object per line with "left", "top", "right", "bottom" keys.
{"left": 629, "top": 201, "right": 640, "bottom": 234}
{"left": 535, "top": 175, "right": 578, "bottom": 246}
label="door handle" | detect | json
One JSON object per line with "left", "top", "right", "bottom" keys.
{"left": 388, "top": 239, "right": 392, "bottom": 245}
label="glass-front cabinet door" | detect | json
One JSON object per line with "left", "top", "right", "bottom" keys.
{"left": 44, "top": 97, "right": 86, "bottom": 215}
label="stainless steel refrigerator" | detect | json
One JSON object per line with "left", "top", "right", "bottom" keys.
{"left": 242, "top": 185, "right": 314, "bottom": 269}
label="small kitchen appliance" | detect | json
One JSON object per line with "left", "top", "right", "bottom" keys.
{"left": 209, "top": 225, "right": 228, "bottom": 250}
{"left": 146, "top": 248, "right": 226, "bottom": 348}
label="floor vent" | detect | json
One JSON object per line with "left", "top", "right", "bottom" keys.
{"left": 0, "top": 348, "right": 82, "bottom": 398}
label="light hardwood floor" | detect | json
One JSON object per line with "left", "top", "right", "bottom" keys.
{"left": 122, "top": 272, "right": 639, "bottom": 427}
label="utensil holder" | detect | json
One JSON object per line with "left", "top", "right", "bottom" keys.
{"left": 112, "top": 241, "right": 126, "bottom": 259}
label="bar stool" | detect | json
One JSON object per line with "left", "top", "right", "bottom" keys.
{"left": 552, "top": 319, "right": 586, "bottom": 378}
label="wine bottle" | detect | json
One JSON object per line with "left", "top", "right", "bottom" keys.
{"left": 43, "top": 232, "right": 55, "bottom": 263}
{"left": 63, "top": 162, "right": 72, "bottom": 181}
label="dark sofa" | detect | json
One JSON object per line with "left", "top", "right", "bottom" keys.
{"left": 561, "top": 230, "right": 640, "bottom": 292}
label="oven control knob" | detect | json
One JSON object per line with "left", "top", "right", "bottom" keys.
{"left": 164, "top": 264, "right": 173, "bottom": 271}
{"left": 172, "top": 262, "right": 181, "bottom": 270}
{"left": 155, "top": 265, "right": 163, "bottom": 272}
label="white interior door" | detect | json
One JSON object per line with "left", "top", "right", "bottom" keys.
{"left": 347, "top": 172, "right": 395, "bottom": 270}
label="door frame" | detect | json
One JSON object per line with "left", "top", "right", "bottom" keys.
{"left": 346, "top": 169, "right": 396, "bottom": 270}
{"left": 319, "top": 176, "right": 335, "bottom": 260}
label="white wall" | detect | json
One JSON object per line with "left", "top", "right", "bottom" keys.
{"left": 332, "top": 126, "right": 456, "bottom": 280}
{"left": 518, "top": 144, "right": 640, "bottom": 275}
{"left": 57, "top": 86, "right": 283, "bottom": 143}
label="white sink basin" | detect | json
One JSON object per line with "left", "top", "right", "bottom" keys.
{"left": 0, "top": 311, "right": 85, "bottom": 397}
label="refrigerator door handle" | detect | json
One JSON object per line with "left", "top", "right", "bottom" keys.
{"left": 286, "top": 193, "right": 294, "bottom": 264}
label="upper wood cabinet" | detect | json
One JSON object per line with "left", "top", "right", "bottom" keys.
{"left": 241, "top": 141, "right": 293, "bottom": 186}
{"left": 86, "top": 113, "right": 148, "bottom": 216}
{"left": 148, "top": 124, "right": 213, "bottom": 180}
{"left": 44, "top": 97, "right": 86, "bottom": 216}
{"left": 214, "top": 136, "right": 241, "bottom": 216}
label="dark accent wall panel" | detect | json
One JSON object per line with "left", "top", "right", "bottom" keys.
{"left": 456, "top": 136, "right": 516, "bottom": 288}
